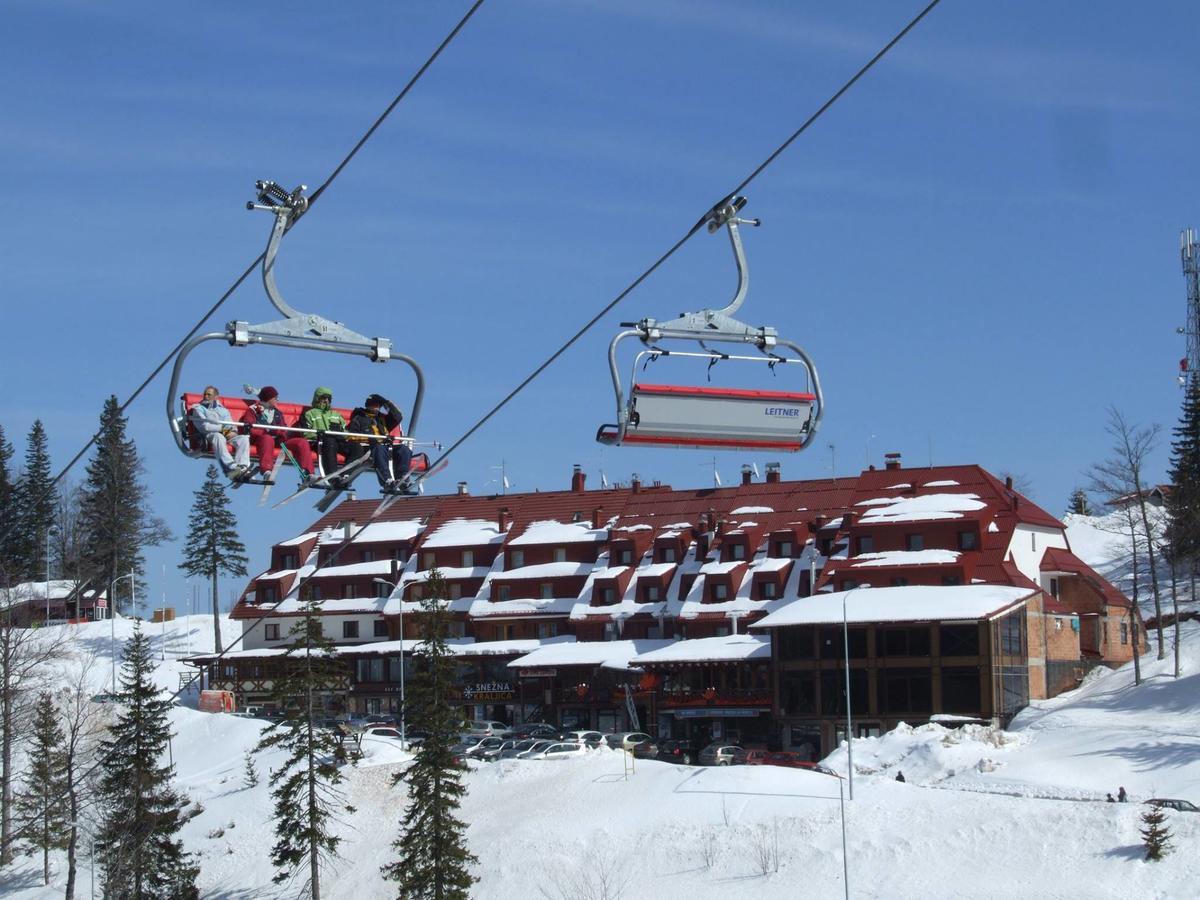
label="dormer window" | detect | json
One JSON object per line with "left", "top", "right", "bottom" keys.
{"left": 599, "top": 586, "right": 615, "bottom": 604}
{"left": 644, "top": 584, "right": 661, "bottom": 602}
{"left": 776, "top": 540, "right": 793, "bottom": 558}
{"left": 461, "top": 549, "right": 474, "bottom": 567}
{"left": 553, "top": 548, "right": 567, "bottom": 563}
{"left": 618, "top": 549, "right": 633, "bottom": 565}
{"left": 540, "top": 583, "right": 554, "bottom": 600}
{"left": 711, "top": 583, "right": 729, "bottom": 601}
{"left": 281, "top": 553, "right": 298, "bottom": 570}
{"left": 856, "top": 535, "right": 874, "bottom": 554}
{"left": 497, "top": 585, "right": 511, "bottom": 602}
{"left": 760, "top": 581, "right": 778, "bottom": 600}
{"left": 422, "top": 552, "right": 436, "bottom": 570}
{"left": 730, "top": 543, "right": 746, "bottom": 561}
{"left": 906, "top": 534, "right": 924, "bottom": 552}
{"left": 510, "top": 550, "right": 524, "bottom": 569}
{"left": 958, "top": 531, "right": 978, "bottom": 551}
{"left": 375, "top": 581, "right": 390, "bottom": 599}
{"left": 660, "top": 547, "right": 677, "bottom": 563}
{"left": 361, "top": 549, "right": 375, "bottom": 563}
{"left": 259, "top": 584, "right": 278, "bottom": 604}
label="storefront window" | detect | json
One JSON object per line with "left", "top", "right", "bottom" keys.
{"left": 879, "top": 668, "right": 932, "bottom": 714}
{"left": 820, "top": 669, "right": 868, "bottom": 715}
{"left": 939, "top": 624, "right": 979, "bottom": 657}
{"left": 941, "top": 666, "right": 980, "bottom": 713}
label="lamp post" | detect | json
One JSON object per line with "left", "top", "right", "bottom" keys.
{"left": 373, "top": 577, "right": 406, "bottom": 749}
{"left": 44, "top": 527, "right": 52, "bottom": 623}
{"left": 842, "top": 587, "right": 858, "bottom": 801}
{"left": 111, "top": 571, "right": 136, "bottom": 693}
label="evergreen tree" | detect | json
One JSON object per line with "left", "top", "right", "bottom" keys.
{"left": 178, "top": 465, "right": 248, "bottom": 655}
{"left": 1066, "top": 487, "right": 1092, "bottom": 517}
{"left": 382, "top": 571, "right": 477, "bottom": 899}
{"left": 13, "top": 421, "right": 58, "bottom": 583}
{"left": 79, "top": 396, "right": 171, "bottom": 614}
{"left": 14, "top": 692, "right": 68, "bottom": 885}
{"left": 96, "top": 623, "right": 199, "bottom": 898}
{"left": 1140, "top": 804, "right": 1173, "bottom": 861}
{"left": 243, "top": 750, "right": 259, "bottom": 789}
{"left": 0, "top": 424, "right": 19, "bottom": 585}
{"left": 255, "top": 596, "right": 354, "bottom": 897}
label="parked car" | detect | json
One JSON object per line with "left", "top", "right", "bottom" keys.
{"left": 509, "top": 722, "right": 560, "bottom": 740}
{"left": 744, "top": 749, "right": 770, "bottom": 765}
{"left": 699, "top": 743, "right": 746, "bottom": 766}
{"left": 524, "top": 742, "right": 589, "bottom": 761}
{"left": 603, "top": 732, "right": 654, "bottom": 751}
{"left": 631, "top": 740, "right": 659, "bottom": 760}
{"left": 501, "top": 739, "right": 542, "bottom": 759}
{"left": 657, "top": 738, "right": 705, "bottom": 766}
{"left": 450, "top": 736, "right": 490, "bottom": 756}
{"left": 466, "top": 737, "right": 509, "bottom": 761}
{"left": 466, "top": 720, "right": 511, "bottom": 738}
{"left": 362, "top": 727, "right": 409, "bottom": 742}
{"left": 90, "top": 692, "right": 121, "bottom": 705}
{"left": 560, "top": 730, "right": 604, "bottom": 748}
{"left": 1147, "top": 798, "right": 1200, "bottom": 813}
{"left": 763, "top": 751, "right": 808, "bottom": 769}
{"left": 515, "top": 740, "right": 558, "bottom": 760}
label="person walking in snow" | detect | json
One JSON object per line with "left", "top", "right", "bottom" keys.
{"left": 1118, "top": 786, "right": 1128, "bottom": 803}
{"left": 302, "top": 386, "right": 361, "bottom": 483}
{"left": 189, "top": 385, "right": 251, "bottom": 480}
{"left": 1106, "top": 793, "right": 1115, "bottom": 803}
{"left": 240, "top": 385, "right": 314, "bottom": 480}
{"left": 895, "top": 771, "right": 906, "bottom": 783}
{"left": 348, "top": 393, "right": 412, "bottom": 491}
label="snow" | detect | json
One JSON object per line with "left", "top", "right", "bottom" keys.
{"left": 858, "top": 492, "right": 987, "bottom": 523}
{"left": 613, "top": 523, "right": 653, "bottom": 532}
{"left": 508, "top": 519, "right": 608, "bottom": 545}
{"left": 754, "top": 585, "right": 1035, "bottom": 628}
{"left": 508, "top": 639, "right": 673, "bottom": 670}
{"left": 421, "top": 517, "right": 507, "bottom": 548}
{"left": 698, "top": 560, "right": 744, "bottom": 575}
{"left": 307, "top": 559, "right": 396, "bottom": 578}
{"left": 632, "top": 634, "right": 771, "bottom": 664}
{"left": 468, "top": 596, "right": 580, "bottom": 617}
{"left": 988, "top": 520, "right": 1001, "bottom": 533}
{"left": 731, "top": 505, "right": 774, "bottom": 514}
{"left": 0, "top": 579, "right": 91, "bottom": 608}
{"left": 923, "top": 479, "right": 961, "bottom": 487}
{"left": 851, "top": 549, "right": 961, "bottom": 568}
{"left": 277, "top": 531, "right": 319, "bottom": 547}
{"left": 340, "top": 519, "right": 425, "bottom": 544}
{"left": 488, "top": 561, "right": 592, "bottom": 581}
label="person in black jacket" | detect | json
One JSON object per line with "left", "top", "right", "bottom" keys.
{"left": 349, "top": 394, "right": 412, "bottom": 490}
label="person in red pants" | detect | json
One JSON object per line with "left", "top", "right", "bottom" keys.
{"left": 241, "top": 386, "right": 314, "bottom": 481}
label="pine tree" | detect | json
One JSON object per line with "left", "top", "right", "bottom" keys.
{"left": 1066, "top": 487, "right": 1092, "bottom": 517}
{"left": 382, "top": 571, "right": 477, "bottom": 899}
{"left": 1140, "top": 804, "right": 1173, "bottom": 861}
{"left": 13, "top": 421, "right": 58, "bottom": 583}
{"left": 79, "top": 396, "right": 171, "bottom": 614}
{"left": 14, "top": 692, "right": 68, "bottom": 885}
{"left": 255, "top": 596, "right": 354, "bottom": 896}
{"left": 243, "top": 751, "right": 259, "bottom": 789}
{"left": 179, "top": 465, "right": 248, "bottom": 655}
{"left": 96, "top": 623, "right": 199, "bottom": 898}
{"left": 0, "top": 424, "right": 19, "bottom": 586}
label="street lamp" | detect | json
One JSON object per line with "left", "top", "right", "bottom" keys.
{"left": 373, "top": 577, "right": 406, "bottom": 749}
{"left": 841, "top": 587, "right": 859, "bottom": 801}
{"left": 111, "top": 571, "right": 136, "bottom": 693}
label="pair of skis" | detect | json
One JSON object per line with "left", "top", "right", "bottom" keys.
{"left": 368, "top": 457, "right": 449, "bottom": 518}
{"left": 271, "top": 453, "right": 373, "bottom": 509}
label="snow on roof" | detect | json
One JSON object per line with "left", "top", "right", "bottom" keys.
{"left": 489, "top": 562, "right": 592, "bottom": 582}
{"left": 631, "top": 634, "right": 771, "bottom": 665}
{"left": 988, "top": 521, "right": 1001, "bottom": 533}
{"left": 287, "top": 597, "right": 385, "bottom": 615}
{"left": 467, "top": 596, "right": 579, "bottom": 618}
{"left": 732, "top": 505, "right": 775, "bottom": 514}
{"left": 885, "top": 483, "right": 912, "bottom": 490}
{"left": 278, "top": 532, "right": 319, "bottom": 547}
{"left": 851, "top": 549, "right": 961, "bottom": 568}
{"left": 858, "top": 493, "right": 987, "bottom": 524}
{"left": 422, "top": 518, "right": 506, "bottom": 548}
{"left": 753, "top": 585, "right": 1034, "bottom": 629}
{"left": 590, "top": 565, "right": 629, "bottom": 580}
{"left": 509, "top": 520, "right": 608, "bottom": 546}
{"left": 750, "top": 557, "right": 792, "bottom": 573}
{"left": 508, "top": 639, "right": 673, "bottom": 670}
{"left": 637, "top": 562, "right": 678, "bottom": 578}
{"left": 613, "top": 524, "right": 652, "bottom": 533}
{"left": 662, "top": 522, "right": 693, "bottom": 529}
{"left": 923, "top": 480, "right": 961, "bottom": 488}
{"left": 400, "top": 565, "right": 490, "bottom": 585}
{"left": 0, "top": 580, "right": 84, "bottom": 603}
{"left": 699, "top": 560, "right": 744, "bottom": 576}
{"left": 342, "top": 636, "right": 573, "bottom": 657}
{"left": 309, "top": 559, "right": 396, "bottom": 579}
{"left": 347, "top": 520, "right": 424, "bottom": 544}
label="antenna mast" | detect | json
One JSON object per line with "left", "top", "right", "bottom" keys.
{"left": 1180, "top": 228, "right": 1200, "bottom": 387}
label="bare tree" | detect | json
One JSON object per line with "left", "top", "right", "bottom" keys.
{"left": 0, "top": 610, "right": 67, "bottom": 865}
{"left": 51, "top": 480, "right": 87, "bottom": 587}
{"left": 57, "top": 652, "right": 107, "bottom": 899}
{"left": 998, "top": 470, "right": 1036, "bottom": 499}
{"left": 1089, "top": 408, "right": 1165, "bottom": 659}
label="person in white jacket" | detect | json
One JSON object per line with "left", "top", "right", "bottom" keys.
{"left": 190, "top": 385, "right": 251, "bottom": 479}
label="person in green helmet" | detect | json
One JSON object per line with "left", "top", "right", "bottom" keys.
{"left": 302, "top": 387, "right": 362, "bottom": 484}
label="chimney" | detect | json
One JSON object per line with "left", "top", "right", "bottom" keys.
{"left": 715, "top": 518, "right": 727, "bottom": 536}
{"left": 571, "top": 464, "right": 586, "bottom": 493}
{"left": 1005, "top": 475, "right": 1013, "bottom": 491}
{"left": 741, "top": 464, "right": 754, "bottom": 486}
{"left": 765, "top": 462, "right": 781, "bottom": 484}
{"left": 844, "top": 511, "right": 856, "bottom": 529}
{"left": 457, "top": 481, "right": 469, "bottom": 495}
{"left": 592, "top": 506, "right": 603, "bottom": 529}
{"left": 631, "top": 473, "right": 642, "bottom": 494}
{"left": 697, "top": 512, "right": 709, "bottom": 534}
{"left": 813, "top": 514, "right": 827, "bottom": 531}
{"left": 884, "top": 452, "right": 902, "bottom": 471}
{"left": 342, "top": 521, "right": 355, "bottom": 542}
{"left": 498, "top": 506, "right": 511, "bottom": 533}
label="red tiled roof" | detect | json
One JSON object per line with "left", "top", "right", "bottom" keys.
{"left": 1040, "top": 547, "right": 1131, "bottom": 609}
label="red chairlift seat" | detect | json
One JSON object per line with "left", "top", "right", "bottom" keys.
{"left": 596, "top": 383, "right": 816, "bottom": 452}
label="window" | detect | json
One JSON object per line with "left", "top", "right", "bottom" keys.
{"left": 776, "top": 540, "right": 793, "bottom": 558}
{"left": 759, "top": 581, "right": 778, "bottom": 600}
{"left": 644, "top": 584, "right": 661, "bottom": 602}
{"left": 259, "top": 584, "right": 278, "bottom": 604}
{"left": 603, "top": 622, "right": 618, "bottom": 640}
{"left": 660, "top": 547, "right": 677, "bottom": 563}
{"left": 939, "top": 624, "right": 979, "bottom": 656}
{"left": 856, "top": 535, "right": 874, "bottom": 554}
{"left": 281, "top": 552, "right": 298, "bottom": 569}
{"left": 343, "top": 621, "right": 360, "bottom": 639}
{"left": 618, "top": 549, "right": 633, "bottom": 565}
{"left": 264, "top": 623, "right": 280, "bottom": 640}
{"left": 820, "top": 627, "right": 867, "bottom": 659}
{"left": 818, "top": 539, "right": 833, "bottom": 555}
{"left": 537, "top": 622, "right": 558, "bottom": 638}
{"left": 540, "top": 583, "right": 554, "bottom": 600}
{"left": 375, "top": 580, "right": 390, "bottom": 599}
{"left": 941, "top": 575, "right": 961, "bottom": 586}
{"left": 942, "top": 666, "right": 980, "bottom": 713}
{"left": 1054, "top": 618, "right": 1063, "bottom": 631}
{"left": 449, "top": 583, "right": 462, "bottom": 601}
{"left": 461, "top": 549, "right": 474, "bottom": 567}
{"left": 553, "top": 548, "right": 567, "bottom": 563}
{"left": 343, "top": 585, "right": 356, "bottom": 599}
{"left": 906, "top": 533, "right": 924, "bottom": 552}
{"left": 730, "top": 543, "right": 746, "bottom": 560}
{"left": 1030, "top": 532, "right": 1037, "bottom": 551}
{"left": 391, "top": 547, "right": 409, "bottom": 563}
{"left": 781, "top": 672, "right": 817, "bottom": 715}
{"left": 711, "top": 583, "right": 728, "bottom": 601}
{"left": 497, "top": 585, "right": 511, "bottom": 602}
{"left": 1049, "top": 577, "right": 1059, "bottom": 598}
{"left": 999, "top": 613, "right": 1024, "bottom": 656}
{"left": 882, "top": 626, "right": 931, "bottom": 657}
{"left": 388, "top": 656, "right": 405, "bottom": 682}
{"left": 447, "top": 620, "right": 467, "bottom": 638}
{"left": 361, "top": 549, "right": 375, "bottom": 563}
{"left": 599, "top": 586, "right": 615, "bottom": 604}
{"left": 880, "top": 669, "right": 932, "bottom": 714}
{"left": 356, "top": 658, "right": 384, "bottom": 683}
{"left": 714, "top": 626, "right": 730, "bottom": 637}
{"left": 890, "top": 577, "right": 909, "bottom": 587}
{"left": 510, "top": 550, "right": 524, "bottom": 569}
{"left": 820, "top": 669, "right": 869, "bottom": 715}
{"left": 841, "top": 580, "right": 858, "bottom": 591}
{"left": 422, "top": 552, "right": 436, "bottom": 570}
{"left": 958, "top": 531, "right": 978, "bottom": 551}
{"left": 408, "top": 584, "right": 423, "bottom": 602}
{"left": 779, "top": 627, "right": 814, "bottom": 660}
{"left": 998, "top": 664, "right": 1028, "bottom": 715}
{"left": 374, "top": 620, "right": 389, "bottom": 638}
{"left": 1120, "top": 622, "right": 1129, "bottom": 645}
{"left": 310, "top": 585, "right": 321, "bottom": 601}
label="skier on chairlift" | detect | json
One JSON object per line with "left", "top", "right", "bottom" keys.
{"left": 241, "top": 385, "right": 315, "bottom": 481}
{"left": 189, "top": 385, "right": 251, "bottom": 481}
{"left": 302, "top": 386, "right": 362, "bottom": 486}
{"left": 349, "top": 393, "right": 413, "bottom": 492}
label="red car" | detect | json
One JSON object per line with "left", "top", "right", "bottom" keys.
{"left": 763, "top": 752, "right": 839, "bottom": 776}
{"left": 744, "top": 749, "right": 770, "bottom": 766}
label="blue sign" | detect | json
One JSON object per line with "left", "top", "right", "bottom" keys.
{"left": 673, "top": 708, "right": 765, "bottom": 718}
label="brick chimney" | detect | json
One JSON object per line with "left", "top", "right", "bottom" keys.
{"left": 571, "top": 464, "right": 586, "bottom": 493}
{"left": 715, "top": 518, "right": 727, "bottom": 536}
{"left": 765, "top": 462, "right": 781, "bottom": 484}
{"left": 498, "top": 506, "right": 511, "bottom": 532}
{"left": 884, "top": 452, "right": 902, "bottom": 471}
{"left": 1005, "top": 475, "right": 1013, "bottom": 490}
{"left": 741, "top": 464, "right": 754, "bottom": 486}
{"left": 592, "top": 506, "right": 603, "bottom": 529}
{"left": 457, "top": 481, "right": 469, "bottom": 495}
{"left": 631, "top": 473, "right": 642, "bottom": 494}
{"left": 813, "top": 514, "right": 827, "bottom": 531}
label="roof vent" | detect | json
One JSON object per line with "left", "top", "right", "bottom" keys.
{"left": 741, "top": 464, "right": 754, "bottom": 486}
{"left": 457, "top": 481, "right": 469, "bottom": 495}
{"left": 571, "top": 464, "right": 586, "bottom": 493}
{"left": 884, "top": 453, "right": 902, "bottom": 471}
{"left": 765, "top": 462, "right": 781, "bottom": 484}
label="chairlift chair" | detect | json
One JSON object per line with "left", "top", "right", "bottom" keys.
{"left": 166, "top": 181, "right": 426, "bottom": 487}
{"left": 596, "top": 196, "right": 823, "bottom": 453}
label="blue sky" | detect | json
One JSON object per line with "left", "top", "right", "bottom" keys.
{"left": 2, "top": 1, "right": 1197, "bottom": 613}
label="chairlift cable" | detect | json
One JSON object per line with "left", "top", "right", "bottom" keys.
{"left": 0, "top": 0, "right": 488, "bottom": 554}
{"left": 414, "top": 0, "right": 942, "bottom": 477}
